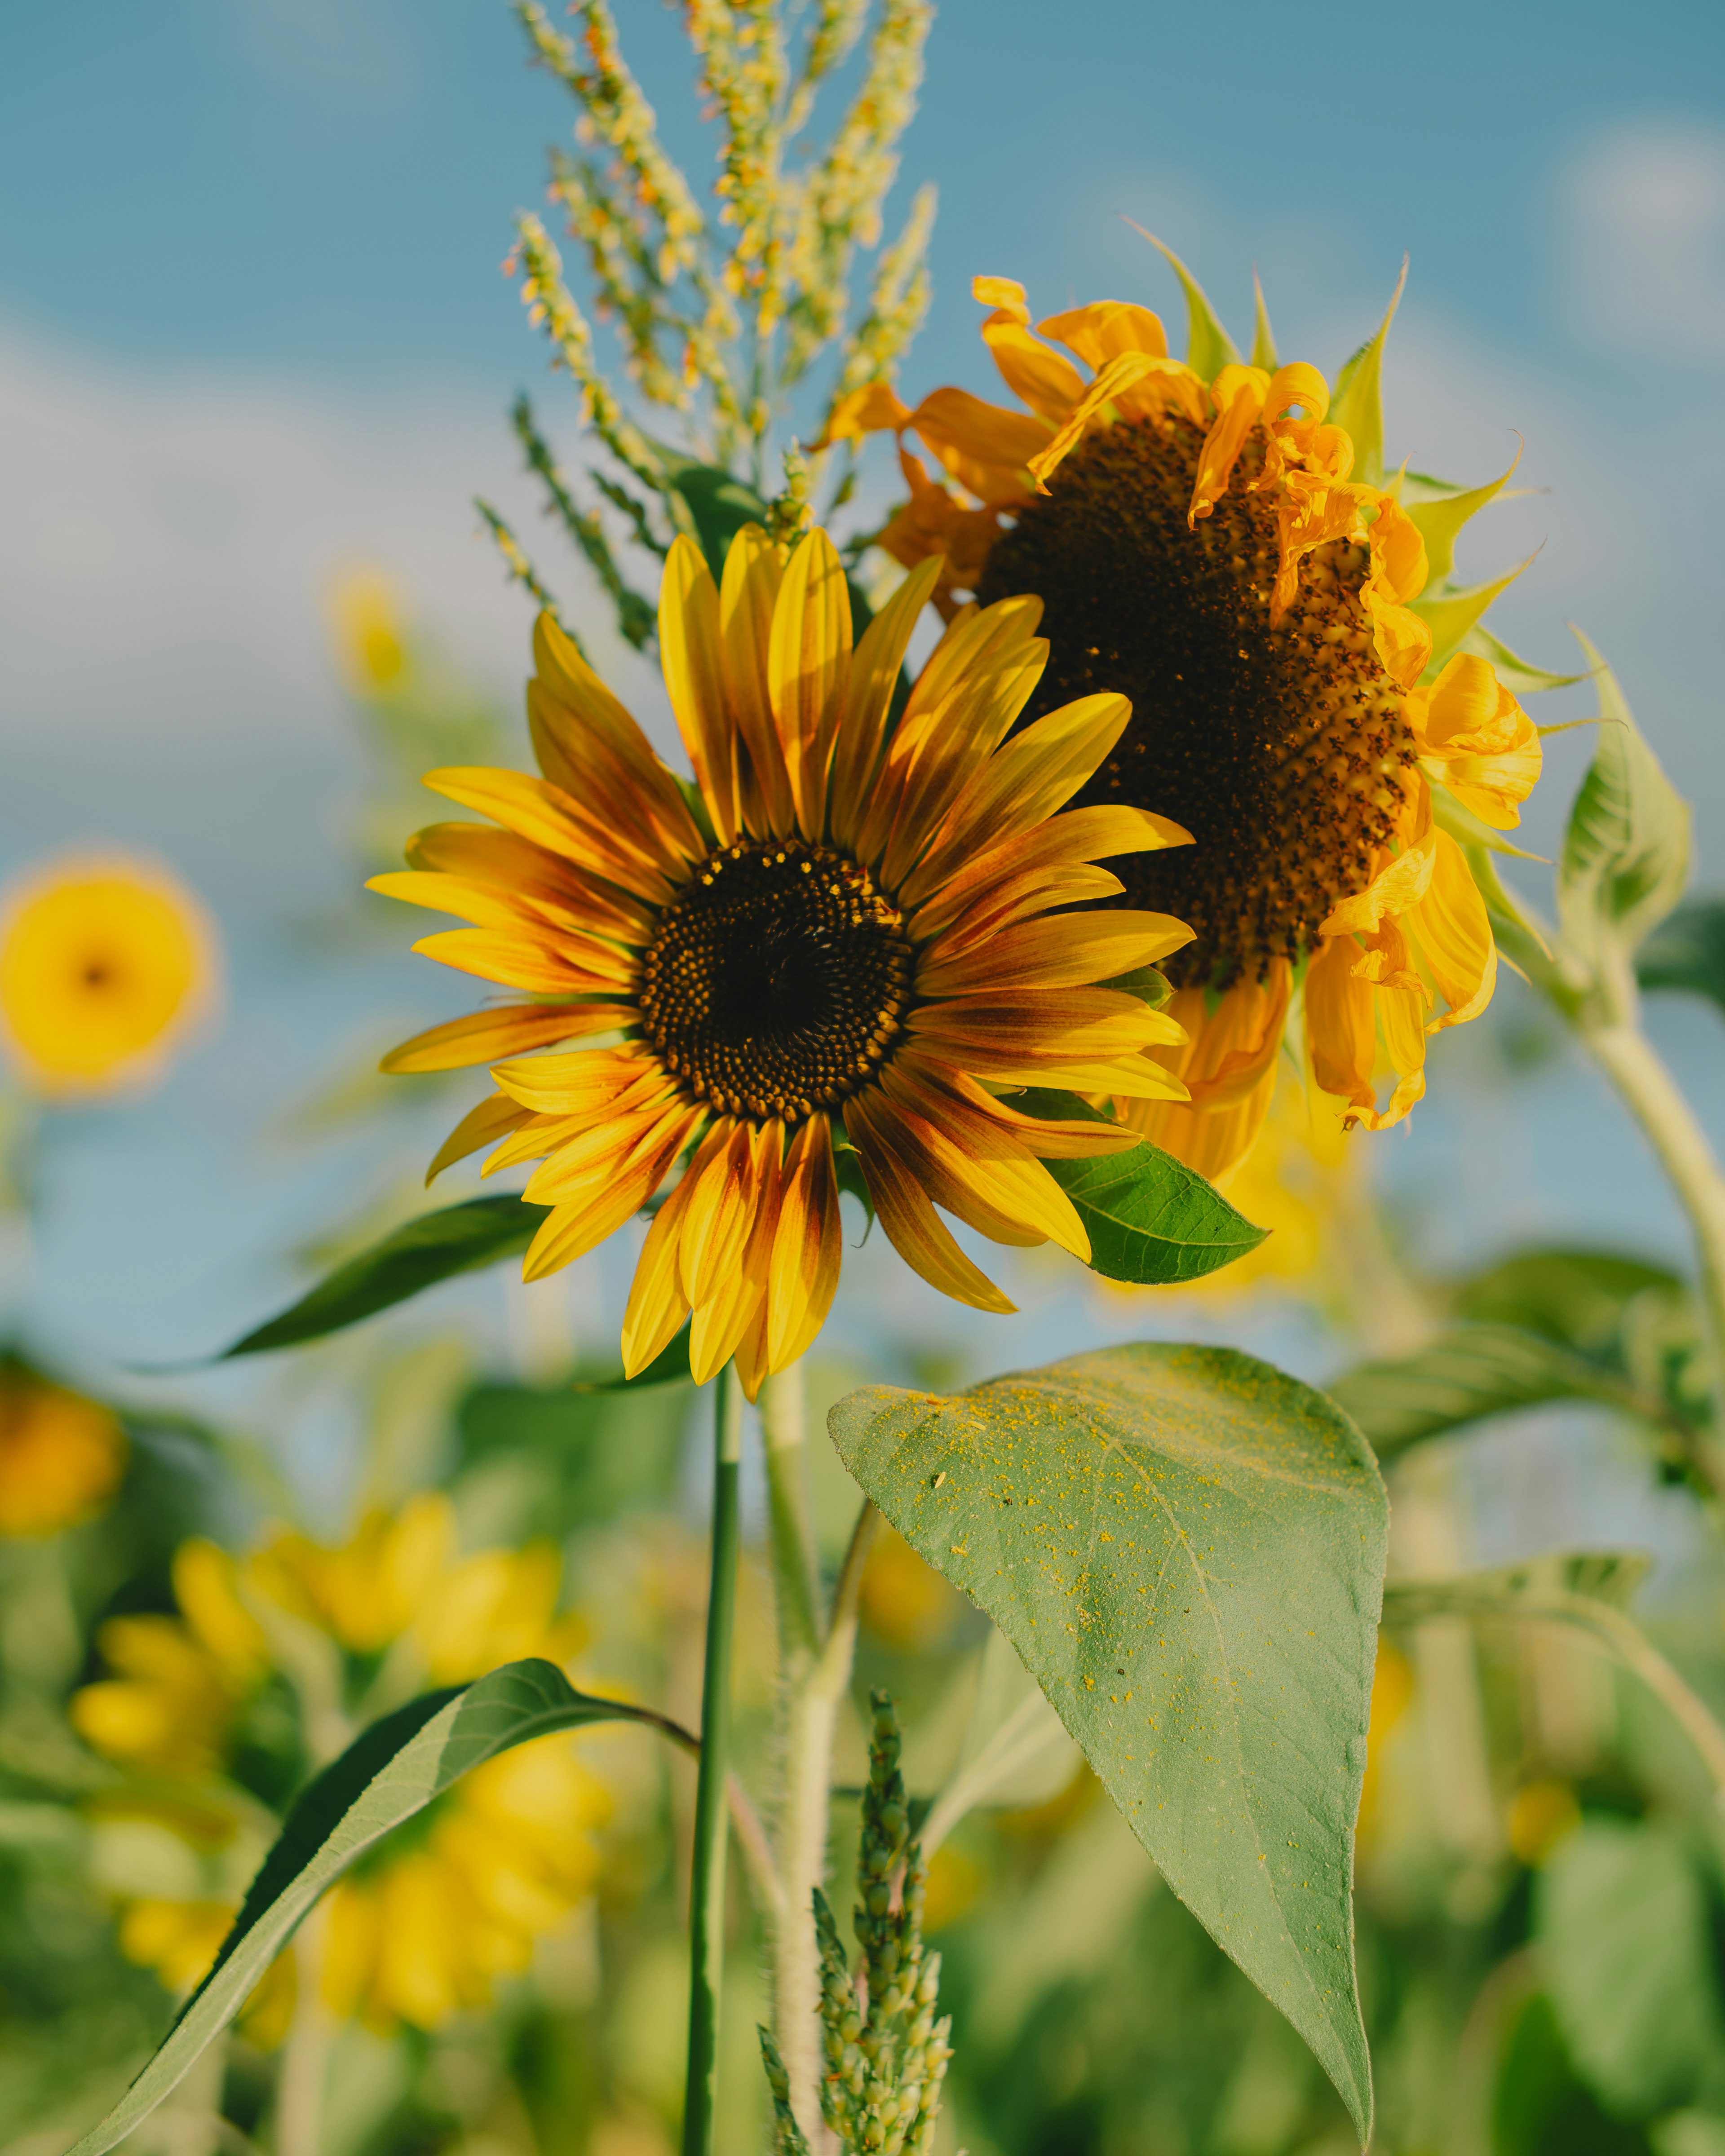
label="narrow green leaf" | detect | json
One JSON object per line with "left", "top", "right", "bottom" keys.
{"left": 1124, "top": 223, "right": 1239, "bottom": 380}
{"left": 1328, "top": 259, "right": 1406, "bottom": 489}
{"left": 1537, "top": 1820, "right": 1725, "bottom": 2116}
{"left": 1013, "top": 1090, "right": 1266, "bottom": 1284}
{"left": 1411, "top": 557, "right": 1533, "bottom": 674}
{"left": 221, "top": 1195, "right": 545, "bottom": 1356}
{"left": 828, "top": 1343, "right": 1389, "bottom": 2140}
{"left": 1326, "top": 1322, "right": 1660, "bottom": 1459}
{"left": 1637, "top": 897, "right": 1725, "bottom": 1016}
{"left": 1381, "top": 1549, "right": 1652, "bottom": 1627}
{"left": 65, "top": 1660, "right": 693, "bottom": 2156}
{"left": 1401, "top": 460, "right": 1518, "bottom": 587}
{"left": 1459, "top": 621, "right": 1593, "bottom": 694}
{"left": 1249, "top": 269, "right": 1278, "bottom": 371}
{"left": 1558, "top": 629, "right": 1691, "bottom": 988}
{"left": 1450, "top": 1246, "right": 1681, "bottom": 1355}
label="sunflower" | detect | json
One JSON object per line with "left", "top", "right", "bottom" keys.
{"left": 821, "top": 261, "right": 1544, "bottom": 1175}
{"left": 72, "top": 1499, "right": 609, "bottom": 2035}
{"left": 0, "top": 851, "right": 218, "bottom": 1098}
{"left": 372, "top": 524, "right": 1196, "bottom": 1395}
{"left": 0, "top": 1359, "right": 128, "bottom": 1537}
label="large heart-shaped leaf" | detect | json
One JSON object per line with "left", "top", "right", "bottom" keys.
{"left": 828, "top": 1343, "right": 1389, "bottom": 2141}
{"left": 65, "top": 1660, "right": 691, "bottom": 2156}
{"left": 220, "top": 1194, "right": 546, "bottom": 1356}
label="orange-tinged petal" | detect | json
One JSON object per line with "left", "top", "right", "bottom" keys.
{"left": 720, "top": 524, "right": 793, "bottom": 832}
{"left": 1148, "top": 963, "right": 1292, "bottom": 1114}
{"left": 427, "top": 1092, "right": 534, "bottom": 1184}
{"left": 369, "top": 872, "right": 545, "bottom": 932}
{"left": 522, "top": 1107, "right": 699, "bottom": 1278}
{"left": 522, "top": 1104, "right": 682, "bottom": 1203}
{"left": 1119, "top": 1065, "right": 1277, "bottom": 1183}
{"left": 766, "top": 1114, "right": 842, "bottom": 1368}
{"left": 918, "top": 909, "right": 1193, "bottom": 998}
{"left": 981, "top": 318, "right": 1086, "bottom": 424}
{"left": 814, "top": 379, "right": 912, "bottom": 447}
{"left": 424, "top": 767, "right": 674, "bottom": 905}
{"left": 621, "top": 1167, "right": 698, "bottom": 1375}
{"left": 1407, "top": 829, "right": 1498, "bottom": 1029}
{"left": 1304, "top": 933, "right": 1377, "bottom": 1117}
{"left": 844, "top": 1093, "right": 1015, "bottom": 1313}
{"left": 1037, "top": 300, "right": 1168, "bottom": 370}
{"left": 380, "top": 1003, "right": 629, "bottom": 1075}
{"left": 910, "top": 803, "right": 1192, "bottom": 940}
{"left": 1189, "top": 365, "right": 1269, "bottom": 522}
{"left": 916, "top": 1061, "right": 1141, "bottom": 1158}
{"left": 678, "top": 1120, "right": 759, "bottom": 1308}
{"left": 972, "top": 274, "right": 1030, "bottom": 322}
{"left": 688, "top": 1126, "right": 780, "bottom": 1384}
{"left": 404, "top": 825, "right": 655, "bottom": 943}
{"left": 907, "top": 386, "right": 1052, "bottom": 494}
{"left": 659, "top": 535, "right": 739, "bottom": 843}
{"left": 828, "top": 556, "right": 943, "bottom": 848}
{"left": 411, "top": 928, "right": 633, "bottom": 997}
{"left": 1368, "top": 491, "right": 1429, "bottom": 603}
{"left": 768, "top": 528, "right": 852, "bottom": 838}
{"left": 878, "top": 1060, "right": 1090, "bottom": 1259}
{"left": 492, "top": 1046, "right": 658, "bottom": 1114}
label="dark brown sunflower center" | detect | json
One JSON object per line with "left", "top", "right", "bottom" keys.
{"left": 638, "top": 838, "right": 913, "bottom": 1122}
{"left": 976, "top": 415, "right": 1418, "bottom": 990}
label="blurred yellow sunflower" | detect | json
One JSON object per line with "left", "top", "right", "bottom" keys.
{"left": 72, "top": 1496, "right": 608, "bottom": 2034}
{"left": 0, "top": 1359, "right": 128, "bottom": 1537}
{"left": 823, "top": 264, "right": 1543, "bottom": 1177}
{"left": 373, "top": 523, "right": 1196, "bottom": 1394}
{"left": 0, "top": 851, "right": 218, "bottom": 1097}
{"left": 329, "top": 566, "right": 411, "bottom": 694}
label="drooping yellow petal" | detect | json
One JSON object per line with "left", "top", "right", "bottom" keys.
{"left": 1406, "top": 829, "right": 1498, "bottom": 1029}
{"left": 980, "top": 317, "right": 1086, "bottom": 424}
{"left": 1037, "top": 300, "right": 1168, "bottom": 370}
{"left": 765, "top": 1115, "right": 842, "bottom": 1369}
{"left": 845, "top": 1093, "right": 1015, "bottom": 1314}
{"left": 380, "top": 1003, "right": 629, "bottom": 1075}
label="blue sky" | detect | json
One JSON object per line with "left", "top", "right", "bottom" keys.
{"left": 3, "top": 0, "right": 1725, "bottom": 1516}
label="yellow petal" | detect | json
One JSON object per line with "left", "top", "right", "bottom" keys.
{"left": 659, "top": 535, "right": 739, "bottom": 843}
{"left": 768, "top": 528, "right": 852, "bottom": 838}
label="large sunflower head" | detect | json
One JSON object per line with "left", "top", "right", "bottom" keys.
{"left": 374, "top": 524, "right": 1196, "bottom": 1396}
{"left": 822, "top": 256, "right": 1545, "bottom": 1177}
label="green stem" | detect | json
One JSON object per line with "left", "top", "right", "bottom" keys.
{"left": 1583, "top": 1021, "right": 1725, "bottom": 1473}
{"left": 683, "top": 1366, "right": 744, "bottom": 2156}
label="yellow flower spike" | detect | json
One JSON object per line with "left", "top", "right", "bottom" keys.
{"left": 0, "top": 1364, "right": 126, "bottom": 1538}
{"left": 823, "top": 258, "right": 1544, "bottom": 1168}
{"left": 0, "top": 852, "right": 219, "bottom": 1099}
{"left": 377, "top": 521, "right": 1204, "bottom": 1392}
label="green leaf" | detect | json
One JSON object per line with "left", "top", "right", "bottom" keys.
{"left": 1536, "top": 1820, "right": 1725, "bottom": 2117}
{"left": 1326, "top": 1323, "right": 1661, "bottom": 1460}
{"left": 1013, "top": 1090, "right": 1266, "bottom": 1285}
{"left": 1638, "top": 897, "right": 1725, "bottom": 1016}
{"left": 1381, "top": 1548, "right": 1652, "bottom": 1628}
{"left": 1249, "top": 269, "right": 1278, "bottom": 371}
{"left": 65, "top": 1660, "right": 693, "bottom": 2156}
{"left": 1125, "top": 223, "right": 1240, "bottom": 380}
{"left": 1558, "top": 629, "right": 1691, "bottom": 998}
{"left": 1450, "top": 1245, "right": 1682, "bottom": 1356}
{"left": 827, "top": 1343, "right": 1390, "bottom": 2140}
{"left": 1098, "top": 964, "right": 1173, "bottom": 1009}
{"left": 1460, "top": 622, "right": 1593, "bottom": 695}
{"left": 1401, "top": 462, "right": 1518, "bottom": 588}
{"left": 221, "top": 1195, "right": 545, "bottom": 1356}
{"left": 1411, "top": 558, "right": 1532, "bottom": 674}
{"left": 1329, "top": 260, "right": 1406, "bottom": 489}
{"left": 665, "top": 461, "right": 774, "bottom": 587}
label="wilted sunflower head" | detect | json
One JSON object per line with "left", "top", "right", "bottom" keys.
{"left": 823, "top": 253, "right": 1546, "bottom": 1176}
{"left": 0, "top": 852, "right": 218, "bottom": 1099}
{"left": 374, "top": 523, "right": 1198, "bottom": 1396}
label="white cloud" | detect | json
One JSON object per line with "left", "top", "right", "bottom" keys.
{"left": 1561, "top": 121, "right": 1725, "bottom": 360}
{"left": 0, "top": 323, "right": 668, "bottom": 912}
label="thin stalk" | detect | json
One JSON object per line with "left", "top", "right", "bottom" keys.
{"left": 761, "top": 1363, "right": 822, "bottom": 1666}
{"left": 273, "top": 1904, "right": 331, "bottom": 2156}
{"left": 1584, "top": 1021, "right": 1725, "bottom": 1475}
{"left": 773, "top": 1494, "right": 880, "bottom": 2143}
{"left": 682, "top": 1365, "right": 744, "bottom": 2156}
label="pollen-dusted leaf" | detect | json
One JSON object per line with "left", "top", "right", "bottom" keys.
{"left": 1558, "top": 630, "right": 1691, "bottom": 985}
{"left": 1326, "top": 1322, "right": 1661, "bottom": 1459}
{"left": 1011, "top": 1089, "right": 1265, "bottom": 1283}
{"left": 219, "top": 1196, "right": 547, "bottom": 1356}
{"left": 828, "top": 1345, "right": 1388, "bottom": 2142}
{"left": 63, "top": 1661, "right": 694, "bottom": 2156}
